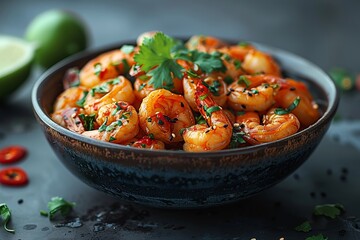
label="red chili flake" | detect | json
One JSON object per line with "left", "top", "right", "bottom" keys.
{"left": 0, "top": 167, "right": 29, "bottom": 186}
{"left": 0, "top": 146, "right": 27, "bottom": 164}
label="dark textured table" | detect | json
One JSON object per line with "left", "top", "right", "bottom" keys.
{"left": 1, "top": 1, "right": 360, "bottom": 239}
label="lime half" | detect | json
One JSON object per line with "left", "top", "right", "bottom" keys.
{"left": 0, "top": 35, "right": 34, "bottom": 100}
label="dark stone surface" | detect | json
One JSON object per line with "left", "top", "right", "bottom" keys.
{"left": 1, "top": 0, "right": 360, "bottom": 239}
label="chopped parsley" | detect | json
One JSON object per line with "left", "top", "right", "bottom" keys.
{"left": 195, "top": 113, "right": 206, "bottom": 124}
{"left": 94, "top": 63, "right": 103, "bottom": 76}
{"left": 207, "top": 80, "right": 221, "bottom": 96}
{"left": 237, "top": 75, "right": 250, "bottom": 87}
{"left": 229, "top": 129, "right": 246, "bottom": 148}
{"left": 204, "top": 105, "right": 221, "bottom": 117}
{"left": 0, "top": 203, "right": 14, "bottom": 233}
{"left": 90, "top": 78, "right": 120, "bottom": 96}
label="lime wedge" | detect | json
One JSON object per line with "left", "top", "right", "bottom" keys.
{"left": 0, "top": 35, "right": 34, "bottom": 100}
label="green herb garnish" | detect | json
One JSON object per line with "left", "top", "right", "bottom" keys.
{"left": 109, "top": 136, "right": 116, "bottom": 142}
{"left": 0, "top": 203, "right": 15, "bottom": 233}
{"left": 208, "top": 80, "right": 221, "bottom": 96}
{"left": 305, "top": 234, "right": 328, "bottom": 240}
{"left": 78, "top": 113, "right": 96, "bottom": 131}
{"left": 274, "top": 97, "right": 300, "bottom": 115}
{"left": 98, "top": 118, "right": 108, "bottom": 132}
{"left": 204, "top": 105, "right": 221, "bottom": 117}
{"left": 237, "top": 75, "right": 250, "bottom": 88}
{"left": 229, "top": 130, "right": 246, "bottom": 148}
{"left": 76, "top": 90, "right": 89, "bottom": 107}
{"left": 294, "top": 221, "right": 312, "bottom": 232}
{"left": 313, "top": 203, "right": 345, "bottom": 219}
{"left": 94, "top": 63, "right": 102, "bottom": 76}
{"left": 40, "top": 197, "right": 75, "bottom": 220}
{"left": 224, "top": 76, "right": 234, "bottom": 85}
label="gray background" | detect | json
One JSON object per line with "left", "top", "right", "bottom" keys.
{"left": 1, "top": 0, "right": 360, "bottom": 239}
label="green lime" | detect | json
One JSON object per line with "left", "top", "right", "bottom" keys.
{"left": 25, "top": 9, "right": 89, "bottom": 69}
{"left": 0, "top": 35, "right": 34, "bottom": 100}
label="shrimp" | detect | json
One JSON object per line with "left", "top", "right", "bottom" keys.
{"left": 138, "top": 89, "right": 195, "bottom": 144}
{"left": 53, "top": 86, "right": 88, "bottom": 112}
{"left": 274, "top": 79, "right": 320, "bottom": 127}
{"left": 186, "top": 35, "right": 226, "bottom": 52}
{"left": 83, "top": 76, "right": 135, "bottom": 115}
{"left": 182, "top": 81, "right": 232, "bottom": 152}
{"left": 82, "top": 101, "right": 139, "bottom": 144}
{"left": 241, "top": 49, "right": 282, "bottom": 76}
{"left": 236, "top": 109, "right": 300, "bottom": 144}
{"left": 183, "top": 74, "right": 227, "bottom": 111}
{"left": 79, "top": 49, "right": 135, "bottom": 88}
{"left": 227, "top": 75, "right": 275, "bottom": 112}
{"left": 128, "top": 136, "right": 165, "bottom": 150}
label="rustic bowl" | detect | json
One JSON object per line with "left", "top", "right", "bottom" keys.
{"left": 31, "top": 39, "right": 339, "bottom": 208}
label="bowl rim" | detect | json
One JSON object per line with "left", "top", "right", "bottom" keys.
{"left": 31, "top": 37, "right": 339, "bottom": 157}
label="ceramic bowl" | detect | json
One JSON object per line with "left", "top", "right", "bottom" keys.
{"left": 31, "top": 39, "right": 339, "bottom": 208}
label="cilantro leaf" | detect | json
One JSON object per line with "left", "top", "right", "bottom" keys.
{"left": 0, "top": 203, "right": 14, "bottom": 233}
{"left": 148, "top": 59, "right": 183, "bottom": 90}
{"left": 294, "top": 221, "right": 312, "bottom": 232}
{"left": 313, "top": 203, "right": 345, "bottom": 219}
{"left": 134, "top": 32, "right": 183, "bottom": 90}
{"left": 275, "top": 96, "right": 300, "bottom": 115}
{"left": 134, "top": 32, "right": 177, "bottom": 72}
{"left": 41, "top": 197, "right": 75, "bottom": 220}
{"left": 305, "top": 234, "right": 328, "bottom": 240}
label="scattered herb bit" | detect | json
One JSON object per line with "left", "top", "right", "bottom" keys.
{"left": 0, "top": 167, "right": 28, "bottom": 186}
{"left": 251, "top": 89, "right": 259, "bottom": 94}
{"left": 204, "top": 106, "right": 221, "bottom": 117}
{"left": 41, "top": 197, "right": 75, "bottom": 220}
{"left": 294, "top": 221, "right": 312, "bottom": 232}
{"left": 236, "top": 111, "right": 245, "bottom": 116}
{"left": 305, "top": 234, "right": 328, "bottom": 240}
{"left": 0, "top": 203, "right": 14, "bottom": 233}
{"left": 229, "top": 130, "right": 246, "bottom": 148}
{"left": 148, "top": 133, "right": 155, "bottom": 139}
{"left": 208, "top": 80, "right": 221, "bottom": 96}
{"left": 0, "top": 145, "right": 27, "bottom": 164}
{"left": 178, "top": 50, "right": 226, "bottom": 74}
{"left": 120, "top": 44, "right": 135, "bottom": 54}
{"left": 78, "top": 113, "right": 96, "bottom": 131}
{"left": 195, "top": 113, "right": 206, "bottom": 124}
{"left": 76, "top": 90, "right": 89, "bottom": 107}
{"left": 199, "top": 94, "right": 208, "bottom": 101}
{"left": 313, "top": 203, "right": 344, "bottom": 219}
{"left": 186, "top": 70, "right": 200, "bottom": 78}
{"left": 121, "top": 59, "right": 130, "bottom": 72}
{"left": 238, "top": 75, "right": 250, "bottom": 87}
{"left": 329, "top": 68, "right": 355, "bottom": 91}
{"left": 90, "top": 78, "right": 120, "bottom": 96}
{"left": 233, "top": 59, "right": 242, "bottom": 70}
{"left": 98, "top": 118, "right": 108, "bottom": 132}
{"left": 274, "top": 97, "right": 300, "bottom": 115}
{"left": 109, "top": 136, "right": 116, "bottom": 142}
{"left": 93, "top": 63, "right": 103, "bottom": 77}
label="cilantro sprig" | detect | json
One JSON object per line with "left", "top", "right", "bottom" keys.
{"left": 0, "top": 203, "right": 14, "bottom": 234}
{"left": 134, "top": 32, "right": 226, "bottom": 90}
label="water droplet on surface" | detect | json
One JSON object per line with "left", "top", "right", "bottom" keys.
{"left": 54, "top": 217, "right": 83, "bottom": 228}
{"left": 23, "top": 224, "right": 37, "bottom": 230}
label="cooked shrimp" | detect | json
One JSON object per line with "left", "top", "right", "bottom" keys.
{"left": 129, "top": 135, "right": 165, "bottom": 150}
{"left": 53, "top": 86, "right": 88, "bottom": 112}
{"left": 82, "top": 101, "right": 139, "bottom": 143}
{"left": 183, "top": 75, "right": 227, "bottom": 111}
{"left": 182, "top": 81, "right": 232, "bottom": 152}
{"left": 236, "top": 109, "right": 300, "bottom": 143}
{"left": 274, "top": 79, "right": 320, "bottom": 127}
{"left": 227, "top": 75, "right": 275, "bottom": 112}
{"left": 138, "top": 89, "right": 195, "bottom": 144}
{"left": 79, "top": 49, "right": 135, "bottom": 88}
{"left": 83, "top": 76, "right": 135, "bottom": 115}
{"left": 186, "top": 35, "right": 226, "bottom": 52}
{"left": 241, "top": 49, "right": 282, "bottom": 76}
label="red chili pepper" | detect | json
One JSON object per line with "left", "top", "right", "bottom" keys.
{"left": 0, "top": 167, "right": 29, "bottom": 186}
{"left": 0, "top": 146, "right": 27, "bottom": 164}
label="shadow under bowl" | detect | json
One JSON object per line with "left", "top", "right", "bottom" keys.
{"left": 31, "top": 40, "right": 339, "bottom": 208}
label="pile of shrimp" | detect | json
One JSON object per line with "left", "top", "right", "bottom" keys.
{"left": 51, "top": 32, "right": 320, "bottom": 152}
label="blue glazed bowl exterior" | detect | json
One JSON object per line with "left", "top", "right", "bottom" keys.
{"left": 32, "top": 40, "right": 338, "bottom": 208}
